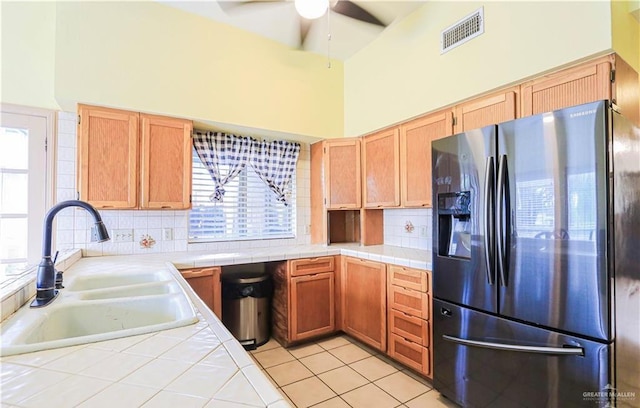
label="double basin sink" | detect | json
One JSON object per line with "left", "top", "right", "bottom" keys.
{"left": 0, "top": 268, "right": 199, "bottom": 357}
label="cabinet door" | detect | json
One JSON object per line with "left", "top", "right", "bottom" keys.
{"left": 521, "top": 57, "right": 612, "bottom": 117}
{"left": 362, "top": 128, "right": 400, "bottom": 208}
{"left": 455, "top": 88, "right": 518, "bottom": 133}
{"left": 325, "top": 139, "right": 361, "bottom": 209}
{"left": 400, "top": 110, "right": 453, "bottom": 207}
{"left": 290, "top": 272, "right": 335, "bottom": 341}
{"left": 140, "top": 114, "right": 192, "bottom": 209}
{"left": 77, "top": 104, "right": 138, "bottom": 209}
{"left": 342, "top": 257, "right": 386, "bottom": 351}
{"left": 181, "top": 267, "right": 221, "bottom": 319}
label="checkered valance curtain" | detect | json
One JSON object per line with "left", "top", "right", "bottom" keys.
{"left": 192, "top": 131, "right": 300, "bottom": 205}
{"left": 192, "top": 131, "right": 253, "bottom": 202}
{"left": 250, "top": 140, "right": 300, "bottom": 205}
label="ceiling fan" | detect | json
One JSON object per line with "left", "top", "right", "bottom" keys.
{"left": 219, "top": 0, "right": 387, "bottom": 49}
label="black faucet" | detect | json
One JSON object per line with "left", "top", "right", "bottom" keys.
{"left": 30, "top": 200, "right": 110, "bottom": 308}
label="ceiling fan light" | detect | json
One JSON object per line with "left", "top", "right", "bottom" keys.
{"left": 294, "top": 0, "right": 329, "bottom": 20}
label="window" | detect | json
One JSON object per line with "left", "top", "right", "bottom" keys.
{"left": 0, "top": 106, "right": 51, "bottom": 282}
{"left": 189, "top": 148, "right": 296, "bottom": 241}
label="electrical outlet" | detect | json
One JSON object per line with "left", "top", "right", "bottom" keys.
{"left": 304, "top": 225, "right": 311, "bottom": 235}
{"left": 162, "top": 228, "right": 173, "bottom": 240}
{"left": 111, "top": 229, "right": 134, "bottom": 242}
{"left": 419, "top": 225, "right": 428, "bottom": 238}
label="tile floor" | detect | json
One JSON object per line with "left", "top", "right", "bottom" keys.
{"left": 249, "top": 334, "right": 459, "bottom": 408}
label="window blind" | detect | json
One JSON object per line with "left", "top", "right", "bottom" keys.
{"left": 189, "top": 148, "right": 295, "bottom": 242}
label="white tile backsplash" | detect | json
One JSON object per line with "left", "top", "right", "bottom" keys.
{"left": 383, "top": 208, "right": 432, "bottom": 250}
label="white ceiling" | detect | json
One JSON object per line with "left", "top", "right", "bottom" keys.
{"left": 160, "top": 1, "right": 425, "bottom": 61}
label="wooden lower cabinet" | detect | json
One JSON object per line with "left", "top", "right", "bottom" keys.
{"left": 388, "top": 309, "right": 429, "bottom": 347}
{"left": 387, "top": 265, "right": 432, "bottom": 378}
{"left": 291, "top": 272, "right": 335, "bottom": 341}
{"left": 342, "top": 257, "right": 387, "bottom": 351}
{"left": 271, "top": 257, "right": 337, "bottom": 347}
{"left": 388, "top": 333, "right": 430, "bottom": 375}
{"left": 180, "top": 267, "right": 221, "bottom": 319}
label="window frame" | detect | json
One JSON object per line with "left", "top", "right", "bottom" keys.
{"left": 0, "top": 104, "right": 55, "bottom": 285}
{"left": 188, "top": 147, "right": 297, "bottom": 243}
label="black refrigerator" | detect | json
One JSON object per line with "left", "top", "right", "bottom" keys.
{"left": 431, "top": 100, "right": 640, "bottom": 408}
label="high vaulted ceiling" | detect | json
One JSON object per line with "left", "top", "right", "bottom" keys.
{"left": 160, "top": 1, "right": 425, "bottom": 61}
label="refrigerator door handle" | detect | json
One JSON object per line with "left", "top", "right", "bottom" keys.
{"left": 496, "top": 154, "right": 509, "bottom": 287}
{"left": 442, "top": 335, "right": 584, "bottom": 356}
{"left": 483, "top": 157, "right": 495, "bottom": 285}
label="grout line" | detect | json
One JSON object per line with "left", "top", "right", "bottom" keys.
{"left": 261, "top": 333, "right": 437, "bottom": 407}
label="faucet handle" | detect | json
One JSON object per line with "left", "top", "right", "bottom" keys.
{"left": 53, "top": 250, "right": 59, "bottom": 264}
{"left": 55, "top": 270, "right": 64, "bottom": 289}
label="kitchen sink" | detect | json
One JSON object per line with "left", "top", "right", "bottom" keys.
{"left": 0, "top": 268, "right": 198, "bottom": 357}
{"left": 74, "top": 281, "right": 177, "bottom": 300}
{"left": 66, "top": 270, "right": 174, "bottom": 291}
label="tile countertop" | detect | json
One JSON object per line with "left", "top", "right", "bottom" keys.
{"left": 0, "top": 244, "right": 431, "bottom": 407}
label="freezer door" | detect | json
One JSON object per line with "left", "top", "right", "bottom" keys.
{"left": 432, "top": 126, "right": 497, "bottom": 313}
{"left": 434, "top": 299, "right": 612, "bottom": 408}
{"left": 497, "top": 101, "right": 611, "bottom": 341}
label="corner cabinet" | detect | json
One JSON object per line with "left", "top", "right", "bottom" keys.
{"left": 342, "top": 257, "right": 387, "bottom": 351}
{"left": 77, "top": 104, "right": 193, "bottom": 210}
{"left": 324, "top": 139, "right": 361, "bottom": 209}
{"left": 311, "top": 139, "right": 372, "bottom": 246}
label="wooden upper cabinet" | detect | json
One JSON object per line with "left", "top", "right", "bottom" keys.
{"left": 78, "top": 105, "right": 139, "bottom": 209}
{"left": 400, "top": 110, "right": 454, "bottom": 207}
{"left": 612, "top": 55, "right": 640, "bottom": 127}
{"left": 521, "top": 56, "right": 613, "bottom": 117}
{"left": 324, "top": 138, "right": 361, "bottom": 209}
{"left": 78, "top": 104, "right": 192, "bottom": 210}
{"left": 362, "top": 128, "right": 400, "bottom": 208}
{"left": 140, "top": 114, "right": 192, "bottom": 209}
{"left": 455, "top": 88, "right": 518, "bottom": 133}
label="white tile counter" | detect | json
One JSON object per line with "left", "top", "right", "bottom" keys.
{"left": 0, "top": 244, "right": 431, "bottom": 407}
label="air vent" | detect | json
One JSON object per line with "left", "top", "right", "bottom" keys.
{"left": 440, "top": 7, "right": 484, "bottom": 54}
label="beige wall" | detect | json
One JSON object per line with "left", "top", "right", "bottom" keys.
{"left": 344, "top": 1, "right": 613, "bottom": 137}
{"left": 2, "top": 2, "right": 344, "bottom": 140}
{"left": 1, "top": 2, "right": 58, "bottom": 110}
{"left": 611, "top": 0, "right": 640, "bottom": 72}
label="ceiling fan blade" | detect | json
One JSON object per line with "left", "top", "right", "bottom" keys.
{"left": 299, "top": 18, "right": 313, "bottom": 48}
{"left": 218, "top": 0, "right": 282, "bottom": 14}
{"left": 331, "top": 0, "right": 386, "bottom": 27}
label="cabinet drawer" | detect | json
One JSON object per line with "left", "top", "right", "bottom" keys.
{"left": 290, "top": 257, "right": 335, "bottom": 277}
{"left": 180, "top": 267, "right": 217, "bottom": 279}
{"left": 388, "top": 333, "right": 430, "bottom": 376}
{"left": 389, "top": 285, "right": 430, "bottom": 319}
{"left": 388, "top": 309, "right": 429, "bottom": 347}
{"left": 388, "top": 265, "right": 429, "bottom": 292}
